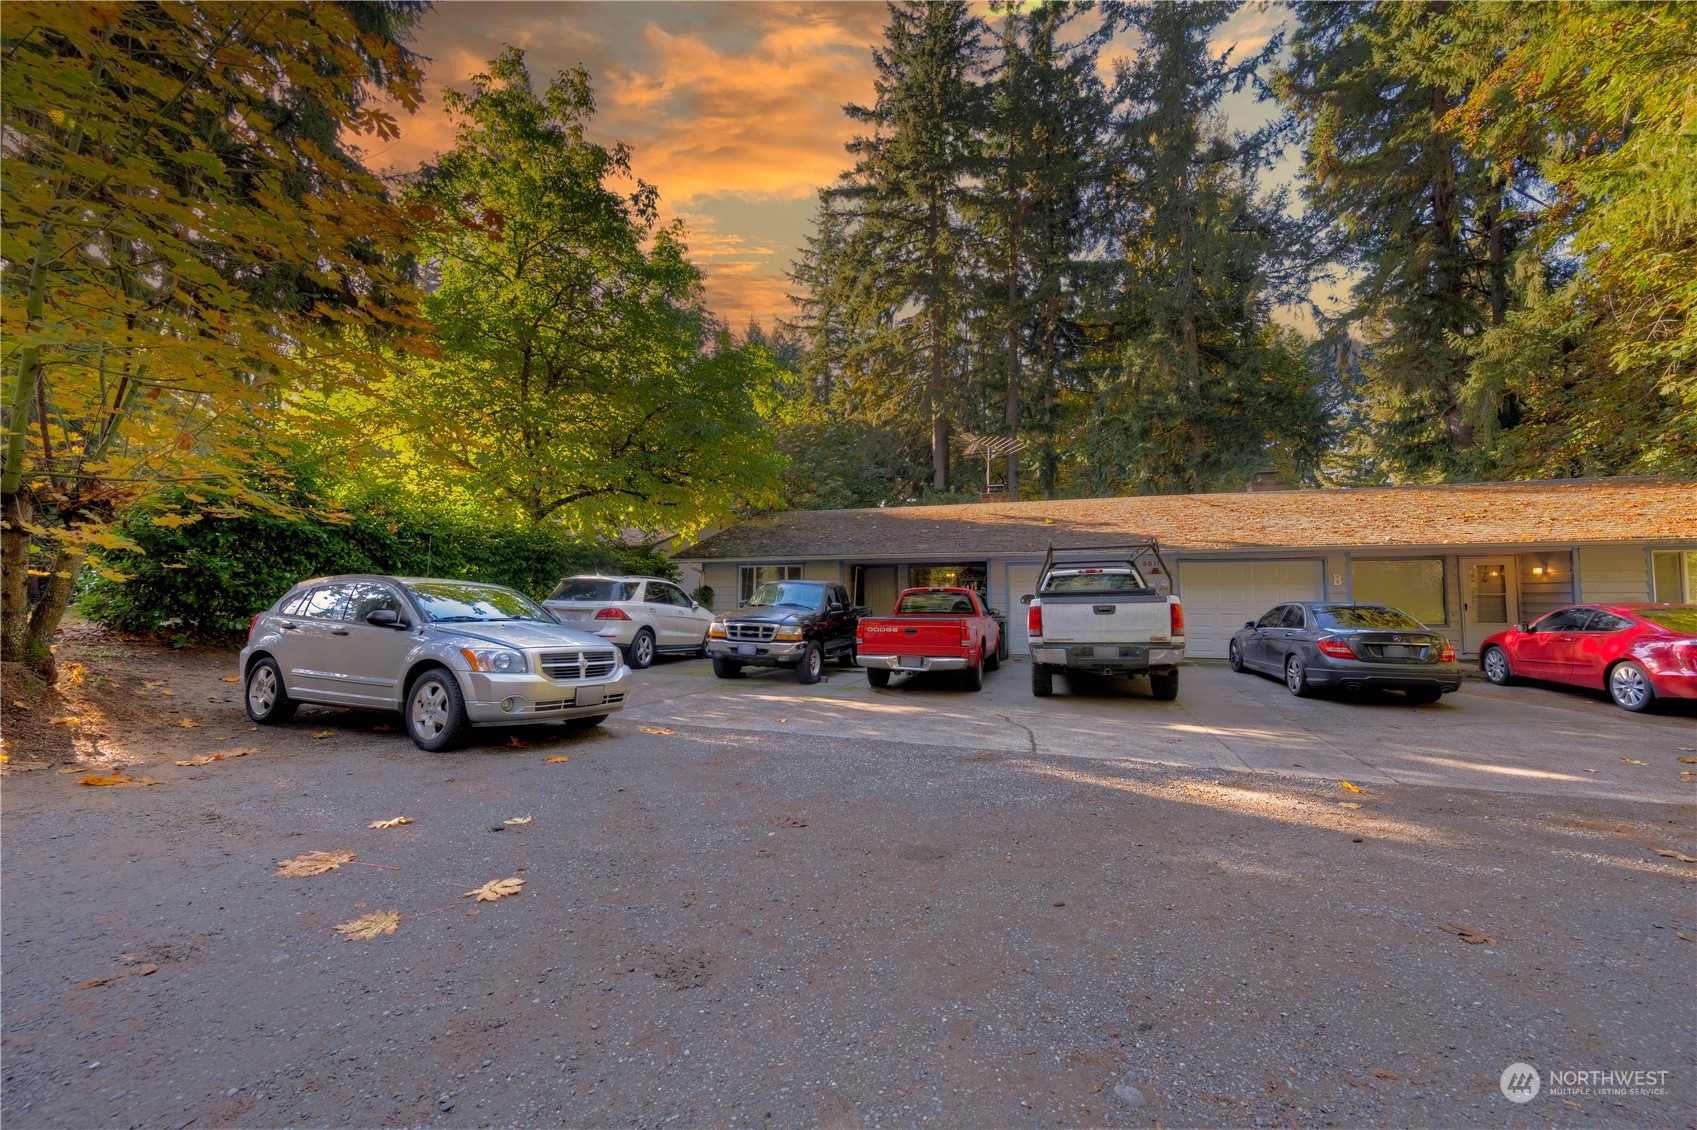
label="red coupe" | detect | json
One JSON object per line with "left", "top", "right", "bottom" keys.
{"left": 1479, "top": 603, "right": 1697, "bottom": 712}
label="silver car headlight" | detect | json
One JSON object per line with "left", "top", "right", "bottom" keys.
{"left": 459, "top": 647, "right": 528, "bottom": 674}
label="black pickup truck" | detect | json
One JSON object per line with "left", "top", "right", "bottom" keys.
{"left": 705, "top": 580, "right": 862, "bottom": 684}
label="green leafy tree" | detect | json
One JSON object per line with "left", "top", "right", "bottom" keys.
{"left": 1, "top": 0, "right": 427, "bottom": 669}
{"left": 1082, "top": 1, "right": 1324, "bottom": 494}
{"left": 1277, "top": 1, "right": 1524, "bottom": 479}
{"left": 977, "top": 1, "right": 1111, "bottom": 498}
{"left": 383, "top": 49, "right": 783, "bottom": 534}
{"left": 837, "top": 1, "right": 990, "bottom": 491}
{"left": 1430, "top": 1, "right": 1697, "bottom": 475}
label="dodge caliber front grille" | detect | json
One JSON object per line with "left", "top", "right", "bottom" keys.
{"left": 726, "top": 623, "right": 777, "bottom": 642}
{"left": 539, "top": 651, "right": 619, "bottom": 680}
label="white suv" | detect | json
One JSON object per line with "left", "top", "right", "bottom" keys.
{"left": 541, "top": 575, "right": 713, "bottom": 669}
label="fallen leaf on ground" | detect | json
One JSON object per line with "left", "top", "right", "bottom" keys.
{"left": 221, "top": 675, "right": 242, "bottom": 683}
{"left": 1339, "top": 780, "right": 1363, "bottom": 793}
{"left": 1677, "top": 757, "right": 1697, "bottom": 764}
{"left": 1338, "top": 802, "right": 1362, "bottom": 809}
{"left": 372, "top": 723, "right": 391, "bottom": 732}
{"left": 1581, "top": 768, "right": 1601, "bottom": 774}
{"left": 368, "top": 817, "right": 413, "bottom": 829}
{"left": 173, "top": 747, "right": 256, "bottom": 767}
{"left": 11, "top": 700, "right": 30, "bottom": 711}
{"left": 79, "top": 772, "right": 159, "bottom": 787}
{"left": 177, "top": 718, "right": 201, "bottom": 728}
{"left": 333, "top": 910, "right": 401, "bottom": 940}
{"left": 506, "top": 734, "right": 529, "bottom": 748}
{"left": 503, "top": 815, "right": 532, "bottom": 825}
{"left": 639, "top": 726, "right": 676, "bottom": 736}
{"left": 309, "top": 731, "right": 335, "bottom": 739}
{"left": 1372, "top": 1070, "right": 1398, "bottom": 1080}
{"left": 1677, "top": 933, "right": 1695, "bottom": 943}
{"left": 51, "top": 716, "right": 83, "bottom": 726}
{"left": 78, "top": 963, "right": 157, "bottom": 988}
{"left": 1621, "top": 758, "right": 1649, "bottom": 766}
{"left": 144, "top": 681, "right": 165, "bottom": 688}
{"left": 775, "top": 718, "right": 788, "bottom": 724}
{"left": 544, "top": 755, "right": 570, "bottom": 763}
{"left": 464, "top": 876, "right": 525, "bottom": 902}
{"left": 58, "top": 767, "right": 88, "bottom": 775}
{"left": 1649, "top": 848, "right": 1697, "bottom": 864}
{"left": 1439, "top": 922, "right": 1496, "bottom": 945}
{"left": 274, "top": 850, "right": 357, "bottom": 877}
{"left": 158, "top": 689, "right": 174, "bottom": 696}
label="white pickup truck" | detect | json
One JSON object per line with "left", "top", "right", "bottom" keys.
{"left": 1022, "top": 542, "right": 1185, "bottom": 700}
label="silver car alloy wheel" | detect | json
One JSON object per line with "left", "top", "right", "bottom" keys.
{"left": 1285, "top": 656, "right": 1304, "bottom": 694}
{"left": 632, "top": 631, "right": 654, "bottom": 667}
{"left": 248, "top": 665, "right": 278, "bottom": 714}
{"left": 1483, "top": 647, "right": 1509, "bottom": 684}
{"left": 411, "top": 679, "right": 450, "bottom": 739}
{"left": 1610, "top": 663, "right": 1650, "bottom": 710}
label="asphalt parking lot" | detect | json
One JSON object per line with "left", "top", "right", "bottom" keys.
{"left": 3, "top": 649, "right": 1693, "bottom": 1128}
{"left": 620, "top": 657, "right": 1697, "bottom": 805}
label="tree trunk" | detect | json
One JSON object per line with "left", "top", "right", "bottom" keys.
{"left": 1005, "top": 230, "right": 1021, "bottom": 502}
{"left": 24, "top": 541, "right": 84, "bottom": 677}
{"left": 927, "top": 200, "right": 948, "bottom": 492}
{"left": 1429, "top": 85, "right": 1474, "bottom": 453}
{"left": 1487, "top": 176, "right": 1507, "bottom": 327}
{"left": 1, "top": 491, "right": 34, "bottom": 664}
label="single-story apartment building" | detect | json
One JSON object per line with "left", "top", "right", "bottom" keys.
{"left": 674, "top": 477, "right": 1697, "bottom": 660}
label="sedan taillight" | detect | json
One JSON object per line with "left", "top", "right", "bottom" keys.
{"left": 1439, "top": 641, "right": 1456, "bottom": 662}
{"left": 595, "top": 607, "right": 631, "bottom": 621}
{"left": 1317, "top": 638, "right": 1355, "bottom": 660}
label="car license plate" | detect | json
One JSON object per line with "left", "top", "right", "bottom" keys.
{"left": 1380, "top": 645, "right": 1410, "bottom": 659}
{"left": 574, "top": 685, "right": 605, "bottom": 707}
{"left": 899, "top": 655, "right": 925, "bottom": 668}
{"left": 736, "top": 643, "right": 756, "bottom": 656}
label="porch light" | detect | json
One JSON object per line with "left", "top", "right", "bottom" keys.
{"left": 1532, "top": 564, "right": 1545, "bottom": 576}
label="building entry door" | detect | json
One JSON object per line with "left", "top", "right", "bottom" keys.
{"left": 1461, "top": 557, "right": 1516, "bottom": 656}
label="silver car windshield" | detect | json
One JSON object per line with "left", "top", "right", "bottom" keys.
{"left": 406, "top": 581, "right": 553, "bottom": 624}
{"left": 747, "top": 582, "right": 825, "bottom": 610}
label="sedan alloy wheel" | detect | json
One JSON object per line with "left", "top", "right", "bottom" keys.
{"left": 1608, "top": 661, "right": 1654, "bottom": 712}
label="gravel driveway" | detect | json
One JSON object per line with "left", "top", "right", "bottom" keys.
{"left": 3, "top": 645, "right": 1693, "bottom": 1127}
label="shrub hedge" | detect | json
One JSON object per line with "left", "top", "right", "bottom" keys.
{"left": 79, "top": 490, "right": 677, "bottom": 640}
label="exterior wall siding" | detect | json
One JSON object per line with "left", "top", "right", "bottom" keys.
{"left": 700, "top": 563, "right": 738, "bottom": 612}
{"left": 1578, "top": 546, "right": 1650, "bottom": 603}
{"left": 1517, "top": 552, "right": 1575, "bottom": 623}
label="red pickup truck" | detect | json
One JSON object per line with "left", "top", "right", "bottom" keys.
{"left": 856, "top": 587, "right": 1003, "bottom": 691}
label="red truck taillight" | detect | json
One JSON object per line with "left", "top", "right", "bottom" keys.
{"left": 1028, "top": 605, "right": 1043, "bottom": 636}
{"left": 1169, "top": 602, "right": 1184, "bottom": 637}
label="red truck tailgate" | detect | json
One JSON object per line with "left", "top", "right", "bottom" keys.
{"left": 857, "top": 617, "right": 972, "bottom": 658}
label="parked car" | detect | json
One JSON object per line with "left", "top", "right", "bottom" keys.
{"left": 1229, "top": 602, "right": 1461, "bottom": 702}
{"left": 540, "top": 575, "right": 714, "bottom": 669}
{"left": 705, "top": 580, "right": 861, "bottom": 684}
{"left": 1025, "top": 541, "right": 1184, "bottom": 700}
{"left": 240, "top": 575, "right": 630, "bottom": 751}
{"left": 856, "top": 586, "right": 1002, "bottom": 691}
{"left": 1479, "top": 603, "right": 1697, "bottom": 712}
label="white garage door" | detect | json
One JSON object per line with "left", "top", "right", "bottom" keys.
{"left": 1179, "top": 560, "right": 1324, "bottom": 659}
{"left": 1005, "top": 565, "right": 1041, "bottom": 655}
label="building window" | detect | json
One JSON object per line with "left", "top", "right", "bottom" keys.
{"left": 1351, "top": 558, "right": 1447, "bottom": 626}
{"left": 738, "top": 564, "right": 803, "bottom": 606}
{"left": 1652, "top": 551, "right": 1697, "bottom": 602}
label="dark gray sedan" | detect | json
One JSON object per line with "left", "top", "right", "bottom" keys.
{"left": 1228, "top": 603, "right": 1462, "bottom": 702}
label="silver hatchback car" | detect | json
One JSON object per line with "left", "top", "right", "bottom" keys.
{"left": 239, "top": 575, "right": 631, "bottom": 750}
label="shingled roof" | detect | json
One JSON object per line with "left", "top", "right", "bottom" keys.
{"left": 677, "top": 478, "right": 1697, "bottom": 561}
